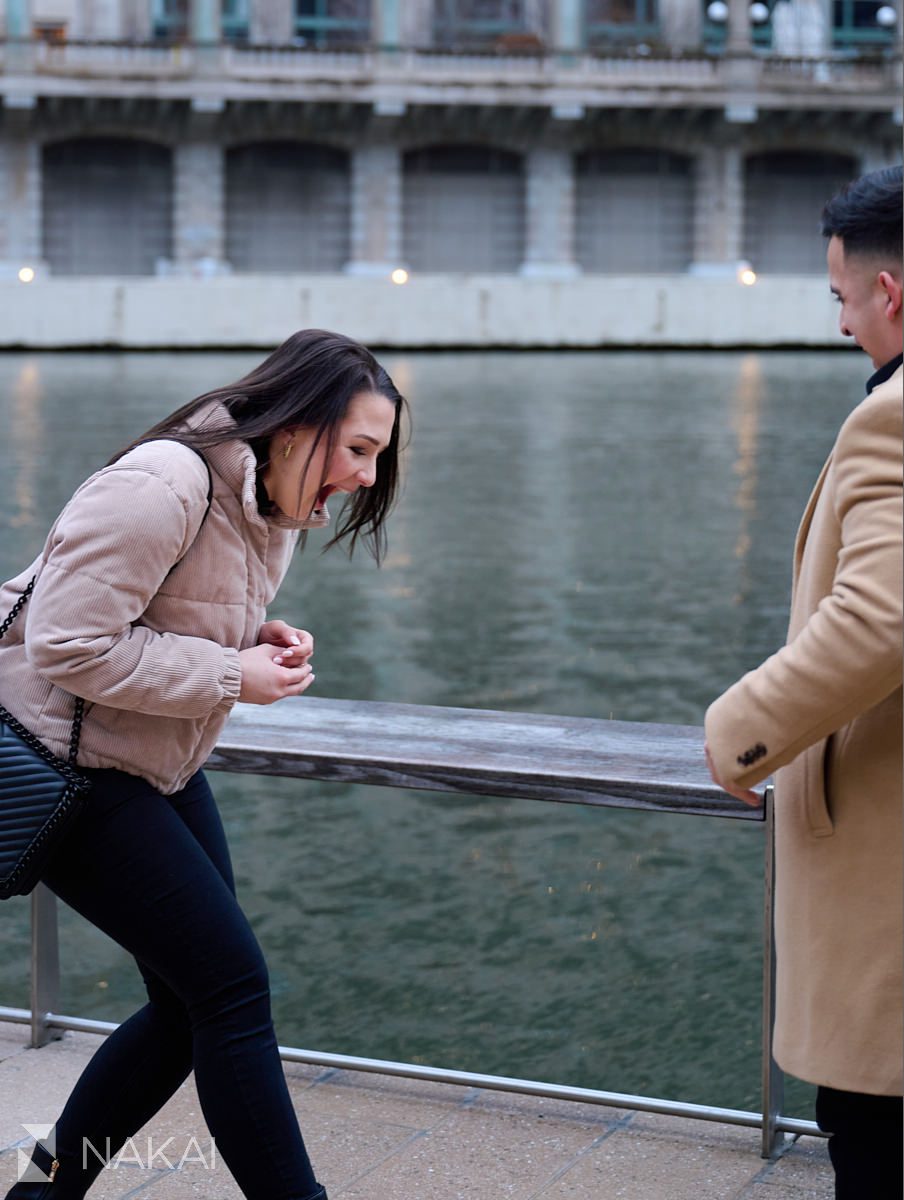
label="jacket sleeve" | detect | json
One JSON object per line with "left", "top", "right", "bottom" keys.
{"left": 705, "top": 388, "right": 903, "bottom": 789}
{"left": 24, "top": 462, "right": 242, "bottom": 718}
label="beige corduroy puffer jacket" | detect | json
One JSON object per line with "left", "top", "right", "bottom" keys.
{"left": 0, "top": 405, "right": 301, "bottom": 794}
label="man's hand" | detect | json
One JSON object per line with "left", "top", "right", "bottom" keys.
{"left": 704, "top": 742, "right": 763, "bottom": 808}
{"left": 258, "top": 619, "right": 314, "bottom": 667}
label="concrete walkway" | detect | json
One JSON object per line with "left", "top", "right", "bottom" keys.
{"left": 0, "top": 1021, "right": 832, "bottom": 1199}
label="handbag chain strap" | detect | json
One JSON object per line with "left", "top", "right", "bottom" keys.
{"left": 0, "top": 575, "right": 36, "bottom": 640}
{"left": 1, "top": 575, "right": 85, "bottom": 769}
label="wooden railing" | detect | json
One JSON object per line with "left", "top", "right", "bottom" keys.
{"left": 0, "top": 698, "right": 823, "bottom": 1159}
{"left": 206, "top": 697, "right": 758, "bottom": 820}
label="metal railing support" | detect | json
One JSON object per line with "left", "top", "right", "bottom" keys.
{"left": 0, "top": 1003, "right": 825, "bottom": 1141}
{"left": 30, "top": 883, "right": 62, "bottom": 1048}
{"left": 761, "top": 784, "right": 788, "bottom": 1158}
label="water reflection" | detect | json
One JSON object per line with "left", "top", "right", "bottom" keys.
{"left": 9, "top": 359, "right": 43, "bottom": 531}
{"left": 731, "top": 353, "right": 763, "bottom": 603}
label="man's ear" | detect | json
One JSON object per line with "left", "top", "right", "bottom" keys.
{"left": 877, "top": 270, "right": 903, "bottom": 321}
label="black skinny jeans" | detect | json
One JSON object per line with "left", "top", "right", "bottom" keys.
{"left": 21, "top": 767, "right": 325, "bottom": 1200}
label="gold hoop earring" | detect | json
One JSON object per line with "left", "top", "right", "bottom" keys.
{"left": 282, "top": 440, "right": 294, "bottom": 460}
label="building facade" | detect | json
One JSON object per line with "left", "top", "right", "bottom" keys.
{"left": 0, "top": 1, "right": 900, "bottom": 344}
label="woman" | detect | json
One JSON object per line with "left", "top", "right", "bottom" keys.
{"left": 0, "top": 329, "right": 407, "bottom": 1200}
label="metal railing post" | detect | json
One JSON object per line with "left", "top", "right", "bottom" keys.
{"left": 761, "top": 783, "right": 787, "bottom": 1157}
{"left": 30, "top": 883, "right": 62, "bottom": 1048}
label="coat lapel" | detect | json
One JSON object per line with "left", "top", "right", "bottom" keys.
{"left": 792, "top": 453, "right": 833, "bottom": 578}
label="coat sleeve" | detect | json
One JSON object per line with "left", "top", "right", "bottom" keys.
{"left": 705, "top": 388, "right": 903, "bottom": 789}
{"left": 24, "top": 461, "right": 242, "bottom": 718}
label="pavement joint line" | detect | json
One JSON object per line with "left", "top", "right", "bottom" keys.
{"left": 730, "top": 1166, "right": 768, "bottom": 1199}
{"left": 308, "top": 1067, "right": 344, "bottom": 1088}
{"left": 762, "top": 1132, "right": 802, "bottom": 1169}
{"left": 525, "top": 1109, "right": 638, "bottom": 1200}
{"left": 331, "top": 1125, "right": 434, "bottom": 1193}
{"left": 729, "top": 1134, "right": 806, "bottom": 1200}
{"left": 0, "top": 1139, "right": 31, "bottom": 1158}
{"left": 321, "top": 1079, "right": 483, "bottom": 1192}
{"left": 0, "top": 1041, "right": 28, "bottom": 1066}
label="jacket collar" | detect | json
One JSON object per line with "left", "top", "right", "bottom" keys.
{"left": 185, "top": 402, "right": 329, "bottom": 534}
{"left": 793, "top": 357, "right": 902, "bottom": 574}
{"left": 866, "top": 353, "right": 903, "bottom": 394}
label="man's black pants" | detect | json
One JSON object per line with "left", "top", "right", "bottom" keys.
{"left": 816, "top": 1085, "right": 903, "bottom": 1199}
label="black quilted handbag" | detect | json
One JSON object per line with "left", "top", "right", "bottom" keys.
{"left": 0, "top": 576, "right": 91, "bottom": 899}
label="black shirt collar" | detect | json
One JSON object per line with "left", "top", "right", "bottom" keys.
{"left": 866, "top": 352, "right": 903, "bottom": 394}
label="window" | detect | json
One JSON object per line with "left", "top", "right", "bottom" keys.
{"left": 704, "top": 0, "right": 898, "bottom": 54}
{"left": 294, "top": 0, "right": 371, "bottom": 48}
{"left": 152, "top": 0, "right": 188, "bottom": 41}
{"left": 222, "top": 0, "right": 250, "bottom": 43}
{"left": 432, "top": 1, "right": 545, "bottom": 51}
{"left": 702, "top": 0, "right": 777, "bottom": 52}
{"left": 585, "top": 0, "right": 660, "bottom": 46}
{"left": 832, "top": 0, "right": 898, "bottom": 48}
{"left": 151, "top": 0, "right": 248, "bottom": 42}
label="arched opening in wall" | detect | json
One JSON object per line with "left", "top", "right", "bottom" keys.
{"left": 575, "top": 149, "right": 693, "bottom": 273}
{"left": 743, "top": 152, "right": 858, "bottom": 274}
{"left": 402, "top": 145, "right": 525, "bottom": 273}
{"left": 225, "top": 142, "right": 351, "bottom": 273}
{"left": 42, "top": 139, "right": 173, "bottom": 276}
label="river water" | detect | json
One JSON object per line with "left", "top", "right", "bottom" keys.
{"left": 0, "top": 349, "right": 866, "bottom": 1119}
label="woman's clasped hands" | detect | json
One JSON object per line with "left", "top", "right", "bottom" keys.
{"left": 238, "top": 619, "right": 316, "bottom": 705}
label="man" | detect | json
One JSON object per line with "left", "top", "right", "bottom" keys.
{"left": 704, "top": 164, "right": 903, "bottom": 1197}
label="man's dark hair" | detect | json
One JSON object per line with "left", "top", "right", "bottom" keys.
{"left": 820, "top": 165, "right": 903, "bottom": 260}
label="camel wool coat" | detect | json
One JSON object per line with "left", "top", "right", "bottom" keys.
{"left": 705, "top": 364, "right": 903, "bottom": 1096}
